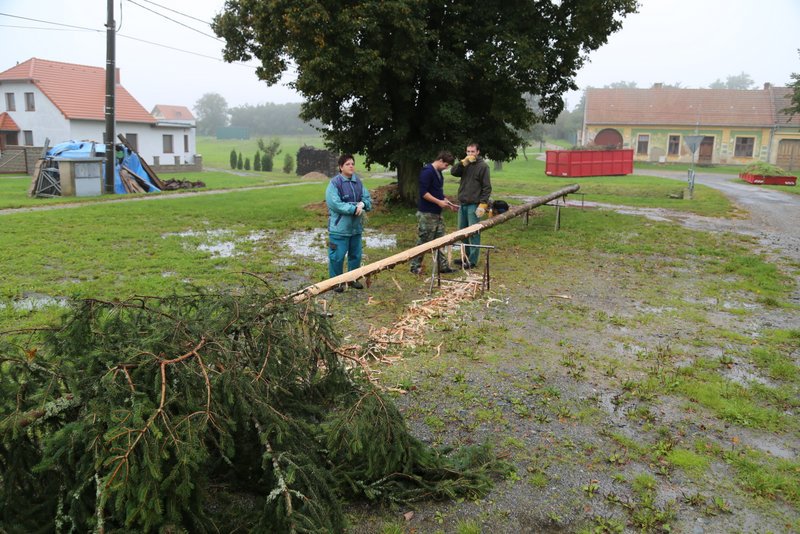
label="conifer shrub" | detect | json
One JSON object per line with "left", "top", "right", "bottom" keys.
{"left": 254, "top": 151, "right": 262, "bottom": 172}
{"left": 237, "top": 153, "right": 244, "bottom": 170}
{"left": 0, "top": 286, "right": 503, "bottom": 531}
{"left": 229, "top": 149, "right": 237, "bottom": 169}
{"left": 283, "top": 153, "right": 294, "bottom": 174}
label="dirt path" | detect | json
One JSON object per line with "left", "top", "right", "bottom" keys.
{"left": 637, "top": 169, "right": 800, "bottom": 263}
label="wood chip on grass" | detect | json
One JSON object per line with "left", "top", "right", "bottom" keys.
{"left": 336, "top": 275, "right": 485, "bottom": 388}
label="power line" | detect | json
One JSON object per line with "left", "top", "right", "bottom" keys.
{"left": 0, "top": 11, "right": 252, "bottom": 69}
{"left": 117, "top": 33, "right": 254, "bottom": 68}
{"left": 126, "top": 0, "right": 223, "bottom": 42}
{"left": 0, "top": 23, "right": 98, "bottom": 32}
{"left": 136, "top": 0, "right": 213, "bottom": 26}
{"left": 0, "top": 12, "right": 99, "bottom": 32}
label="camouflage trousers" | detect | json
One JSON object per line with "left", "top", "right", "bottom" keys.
{"left": 409, "top": 211, "right": 450, "bottom": 272}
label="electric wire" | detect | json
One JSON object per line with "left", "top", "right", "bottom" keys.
{"left": 126, "top": 0, "right": 223, "bottom": 42}
{"left": 135, "top": 0, "right": 213, "bottom": 26}
{"left": 0, "top": 12, "right": 253, "bottom": 69}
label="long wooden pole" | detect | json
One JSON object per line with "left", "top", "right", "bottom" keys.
{"left": 289, "top": 184, "right": 580, "bottom": 302}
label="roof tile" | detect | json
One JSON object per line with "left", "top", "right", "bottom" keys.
{"left": 585, "top": 87, "right": 777, "bottom": 127}
{"left": 0, "top": 58, "right": 155, "bottom": 124}
{"left": 0, "top": 112, "right": 20, "bottom": 131}
{"left": 152, "top": 104, "right": 195, "bottom": 121}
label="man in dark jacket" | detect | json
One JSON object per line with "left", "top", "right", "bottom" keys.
{"left": 450, "top": 142, "right": 491, "bottom": 268}
{"left": 410, "top": 151, "right": 458, "bottom": 275}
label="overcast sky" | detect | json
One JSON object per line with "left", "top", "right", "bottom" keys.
{"left": 1, "top": 0, "right": 797, "bottom": 113}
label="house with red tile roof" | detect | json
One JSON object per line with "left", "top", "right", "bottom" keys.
{"left": 0, "top": 58, "right": 198, "bottom": 169}
{"left": 582, "top": 84, "right": 800, "bottom": 170}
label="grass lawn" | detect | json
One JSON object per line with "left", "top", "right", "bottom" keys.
{"left": 1, "top": 144, "right": 797, "bottom": 531}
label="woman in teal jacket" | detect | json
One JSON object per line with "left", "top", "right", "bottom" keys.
{"left": 325, "top": 154, "right": 372, "bottom": 291}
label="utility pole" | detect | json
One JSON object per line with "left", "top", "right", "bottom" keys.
{"left": 104, "top": 0, "right": 115, "bottom": 194}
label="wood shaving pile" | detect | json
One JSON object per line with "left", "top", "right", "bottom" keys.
{"left": 337, "top": 273, "right": 485, "bottom": 386}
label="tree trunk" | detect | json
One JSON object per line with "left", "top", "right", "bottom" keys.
{"left": 493, "top": 160, "right": 503, "bottom": 171}
{"left": 396, "top": 159, "right": 423, "bottom": 206}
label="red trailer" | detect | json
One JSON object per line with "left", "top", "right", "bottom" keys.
{"left": 740, "top": 172, "right": 796, "bottom": 186}
{"left": 545, "top": 149, "right": 634, "bottom": 177}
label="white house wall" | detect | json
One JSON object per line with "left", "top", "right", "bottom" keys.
{"left": 0, "top": 81, "right": 70, "bottom": 145}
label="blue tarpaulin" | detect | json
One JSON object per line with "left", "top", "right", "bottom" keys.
{"left": 47, "top": 140, "right": 160, "bottom": 194}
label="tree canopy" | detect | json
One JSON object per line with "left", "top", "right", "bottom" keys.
{"left": 709, "top": 72, "right": 755, "bottom": 90}
{"left": 784, "top": 52, "right": 800, "bottom": 117}
{"left": 228, "top": 102, "right": 319, "bottom": 136}
{"left": 194, "top": 92, "right": 229, "bottom": 136}
{"left": 213, "top": 0, "right": 638, "bottom": 203}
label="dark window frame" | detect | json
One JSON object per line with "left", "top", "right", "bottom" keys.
{"left": 5, "top": 92, "right": 15, "bottom": 111}
{"left": 125, "top": 133, "right": 138, "bottom": 151}
{"left": 734, "top": 137, "right": 755, "bottom": 158}
{"left": 668, "top": 135, "right": 680, "bottom": 155}
{"left": 24, "top": 92, "right": 35, "bottom": 111}
{"left": 23, "top": 130, "right": 33, "bottom": 146}
{"left": 184, "top": 134, "right": 189, "bottom": 153}
{"left": 162, "top": 134, "right": 174, "bottom": 154}
{"left": 636, "top": 134, "right": 650, "bottom": 155}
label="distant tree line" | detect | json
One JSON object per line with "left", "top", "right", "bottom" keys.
{"left": 194, "top": 93, "right": 318, "bottom": 137}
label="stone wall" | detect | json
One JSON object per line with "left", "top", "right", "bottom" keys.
{"left": 151, "top": 155, "right": 203, "bottom": 174}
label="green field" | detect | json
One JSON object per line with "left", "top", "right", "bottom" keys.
{"left": 1, "top": 141, "right": 797, "bottom": 532}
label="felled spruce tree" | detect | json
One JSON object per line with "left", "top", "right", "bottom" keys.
{"left": 0, "top": 286, "right": 502, "bottom": 532}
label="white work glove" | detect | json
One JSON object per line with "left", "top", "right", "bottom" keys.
{"left": 356, "top": 201, "right": 365, "bottom": 210}
{"left": 475, "top": 205, "right": 486, "bottom": 217}
{"left": 354, "top": 205, "right": 363, "bottom": 216}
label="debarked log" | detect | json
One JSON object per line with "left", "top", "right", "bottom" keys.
{"left": 290, "top": 184, "right": 580, "bottom": 301}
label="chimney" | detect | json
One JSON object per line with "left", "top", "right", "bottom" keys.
{"left": 763, "top": 82, "right": 771, "bottom": 90}
{"left": 653, "top": 83, "right": 663, "bottom": 89}
{"left": 115, "top": 67, "right": 121, "bottom": 84}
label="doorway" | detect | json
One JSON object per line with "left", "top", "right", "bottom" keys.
{"left": 698, "top": 136, "right": 714, "bottom": 164}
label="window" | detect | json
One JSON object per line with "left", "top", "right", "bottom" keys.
{"left": 636, "top": 134, "right": 649, "bottom": 155}
{"left": 24, "top": 92, "right": 35, "bottom": 111}
{"left": 162, "top": 134, "right": 174, "bottom": 153}
{"left": 184, "top": 134, "right": 189, "bottom": 153}
{"left": 23, "top": 130, "right": 33, "bottom": 146}
{"left": 4, "top": 93, "right": 15, "bottom": 111}
{"left": 734, "top": 137, "right": 755, "bottom": 157}
{"left": 668, "top": 135, "right": 680, "bottom": 155}
{"left": 125, "top": 133, "right": 138, "bottom": 151}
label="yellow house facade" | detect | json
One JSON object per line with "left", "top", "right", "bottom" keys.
{"left": 583, "top": 85, "right": 800, "bottom": 169}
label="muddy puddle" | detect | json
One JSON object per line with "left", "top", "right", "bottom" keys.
{"left": 161, "top": 229, "right": 272, "bottom": 258}
{"left": 1, "top": 293, "right": 70, "bottom": 311}
{"left": 277, "top": 228, "right": 398, "bottom": 265}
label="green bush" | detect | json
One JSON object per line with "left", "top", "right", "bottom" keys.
{"left": 244, "top": 157, "right": 251, "bottom": 170}
{"left": 237, "top": 152, "right": 243, "bottom": 170}
{"left": 742, "top": 162, "right": 788, "bottom": 176}
{"left": 254, "top": 151, "right": 261, "bottom": 171}
{"left": 262, "top": 153, "right": 274, "bottom": 172}
{"left": 229, "top": 149, "right": 237, "bottom": 169}
{"left": 283, "top": 153, "right": 294, "bottom": 174}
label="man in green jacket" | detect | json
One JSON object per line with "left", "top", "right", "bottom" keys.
{"left": 450, "top": 142, "right": 491, "bottom": 268}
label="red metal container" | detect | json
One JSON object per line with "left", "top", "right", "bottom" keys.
{"left": 739, "top": 173, "right": 796, "bottom": 186}
{"left": 545, "top": 149, "right": 634, "bottom": 177}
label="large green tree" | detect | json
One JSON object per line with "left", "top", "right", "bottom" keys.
{"left": 784, "top": 52, "right": 800, "bottom": 117}
{"left": 193, "top": 92, "right": 229, "bottom": 136}
{"left": 213, "top": 0, "right": 637, "bottom": 203}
